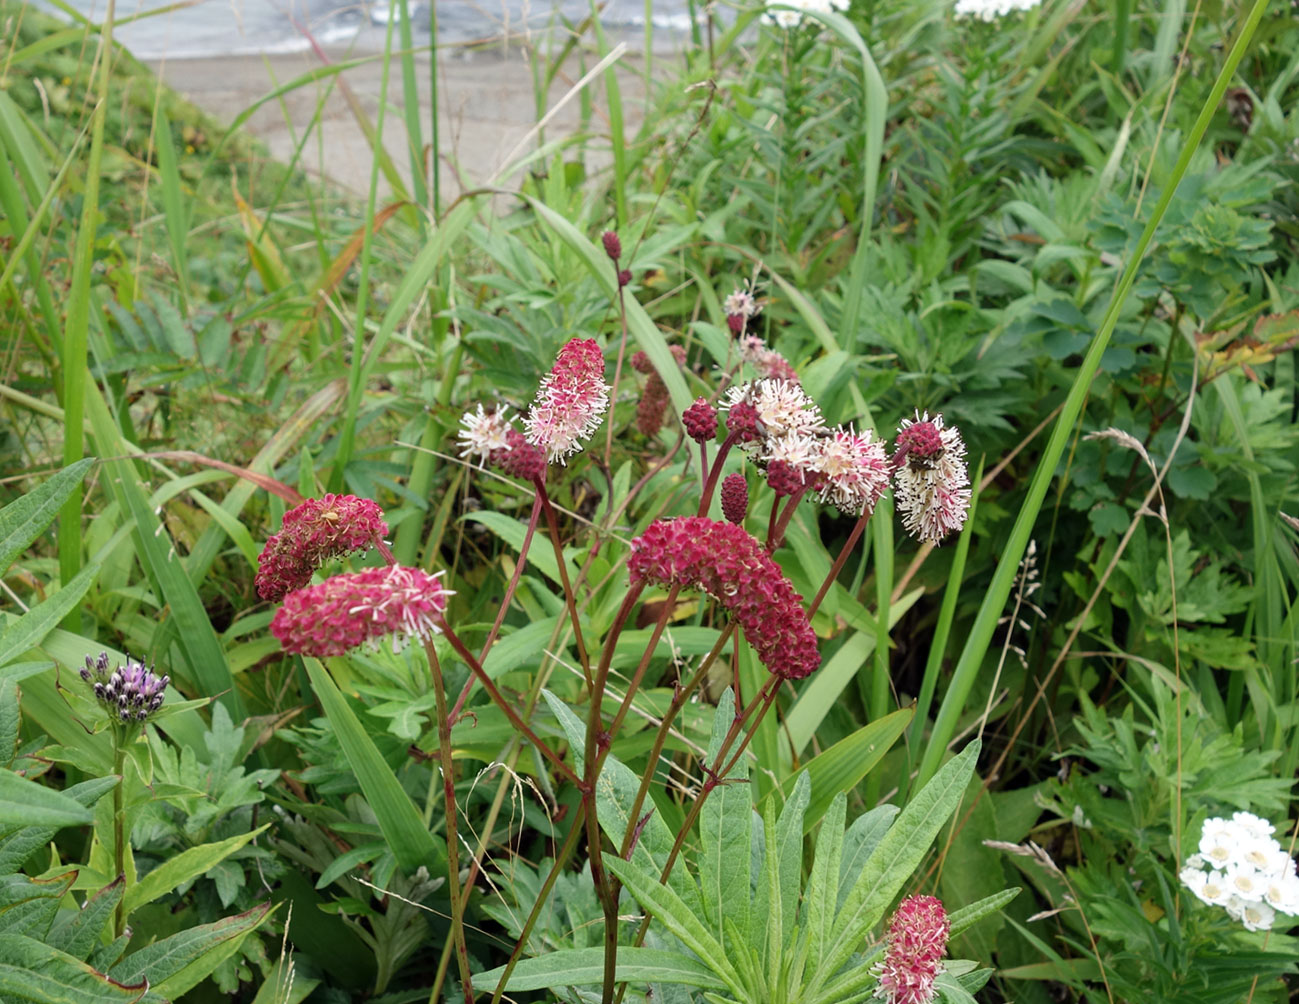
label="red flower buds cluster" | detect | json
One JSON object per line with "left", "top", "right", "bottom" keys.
{"left": 720, "top": 474, "right": 748, "bottom": 524}
{"left": 270, "top": 565, "right": 449, "bottom": 658}
{"left": 491, "top": 428, "right": 548, "bottom": 482}
{"left": 682, "top": 398, "right": 719, "bottom": 443}
{"left": 255, "top": 494, "right": 389, "bottom": 601}
{"left": 874, "top": 895, "right": 950, "bottom": 1004}
{"left": 602, "top": 230, "right": 621, "bottom": 262}
{"left": 628, "top": 517, "right": 820, "bottom": 679}
{"left": 630, "top": 346, "right": 687, "bottom": 437}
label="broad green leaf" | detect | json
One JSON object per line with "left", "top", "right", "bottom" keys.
{"left": 0, "top": 933, "right": 146, "bottom": 1003}
{"left": 771, "top": 771, "right": 810, "bottom": 969}
{"left": 0, "top": 776, "right": 117, "bottom": 874}
{"left": 0, "top": 869, "right": 76, "bottom": 939}
{"left": 0, "top": 684, "right": 18, "bottom": 766}
{"left": 604, "top": 855, "right": 746, "bottom": 998}
{"left": 111, "top": 902, "right": 273, "bottom": 998}
{"left": 815, "top": 741, "right": 980, "bottom": 991}
{"left": 0, "top": 563, "right": 99, "bottom": 668}
{"left": 800, "top": 792, "right": 846, "bottom": 981}
{"left": 123, "top": 824, "right": 269, "bottom": 914}
{"left": 763, "top": 707, "right": 912, "bottom": 833}
{"left": 305, "top": 659, "right": 446, "bottom": 875}
{"left": 700, "top": 690, "right": 751, "bottom": 952}
{"left": 0, "top": 458, "right": 94, "bottom": 573}
{"left": 836, "top": 805, "right": 898, "bottom": 912}
{"left": 476, "top": 946, "right": 726, "bottom": 992}
{"left": 0, "top": 769, "right": 95, "bottom": 828}
{"left": 49, "top": 879, "right": 123, "bottom": 960}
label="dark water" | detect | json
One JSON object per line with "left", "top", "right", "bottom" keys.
{"left": 27, "top": 0, "right": 696, "bottom": 59}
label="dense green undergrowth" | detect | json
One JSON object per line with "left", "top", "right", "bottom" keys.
{"left": 2, "top": 0, "right": 1299, "bottom": 1001}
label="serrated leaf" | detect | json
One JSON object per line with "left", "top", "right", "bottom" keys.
{"left": 0, "top": 459, "right": 95, "bottom": 574}
{"left": 476, "top": 946, "right": 726, "bottom": 992}
{"left": 0, "top": 933, "right": 146, "bottom": 1003}
{"left": 49, "top": 878, "right": 123, "bottom": 960}
{"left": 111, "top": 902, "right": 272, "bottom": 998}
{"left": 0, "top": 775, "right": 117, "bottom": 874}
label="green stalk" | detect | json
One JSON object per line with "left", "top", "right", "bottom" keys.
{"left": 1112, "top": 0, "right": 1132, "bottom": 76}
{"left": 396, "top": 0, "right": 428, "bottom": 224}
{"left": 112, "top": 732, "right": 127, "bottom": 938}
{"left": 430, "top": 2, "right": 440, "bottom": 217}
{"left": 915, "top": 0, "right": 1272, "bottom": 789}
{"left": 58, "top": 0, "right": 116, "bottom": 630}
{"left": 425, "top": 641, "right": 474, "bottom": 1003}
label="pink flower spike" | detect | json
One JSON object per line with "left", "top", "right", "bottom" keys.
{"left": 271, "top": 565, "right": 451, "bottom": 657}
{"left": 524, "top": 338, "right": 611, "bottom": 464}
{"left": 875, "top": 895, "right": 950, "bottom": 1004}
{"left": 256, "top": 494, "right": 389, "bottom": 602}
{"left": 628, "top": 517, "right": 820, "bottom": 679}
{"left": 893, "top": 411, "right": 971, "bottom": 546}
{"left": 817, "top": 426, "right": 891, "bottom": 516}
{"left": 720, "top": 473, "right": 749, "bottom": 525}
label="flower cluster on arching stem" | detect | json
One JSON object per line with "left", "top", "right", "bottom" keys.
{"left": 81, "top": 652, "right": 169, "bottom": 724}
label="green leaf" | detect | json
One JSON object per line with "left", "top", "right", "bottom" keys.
{"left": 123, "top": 824, "right": 269, "bottom": 915}
{"left": 948, "top": 888, "right": 1020, "bottom": 939}
{"left": 0, "top": 933, "right": 146, "bottom": 1003}
{"left": 0, "top": 769, "right": 95, "bottom": 828}
{"left": 0, "top": 563, "right": 99, "bottom": 668}
{"left": 460, "top": 510, "right": 577, "bottom": 586}
{"left": 0, "top": 459, "right": 94, "bottom": 573}
{"left": 604, "top": 855, "right": 746, "bottom": 998}
{"left": 700, "top": 690, "right": 751, "bottom": 952}
{"left": 304, "top": 659, "right": 446, "bottom": 876}
{"left": 771, "top": 771, "right": 810, "bottom": 970}
{"left": 476, "top": 946, "right": 726, "bottom": 992}
{"left": 800, "top": 792, "right": 846, "bottom": 981}
{"left": 49, "top": 879, "right": 123, "bottom": 960}
{"left": 814, "top": 741, "right": 980, "bottom": 993}
{"left": 836, "top": 805, "right": 898, "bottom": 911}
{"left": 763, "top": 707, "right": 912, "bottom": 833}
{"left": 0, "top": 685, "right": 18, "bottom": 767}
{"left": 86, "top": 387, "right": 241, "bottom": 717}
{"left": 0, "top": 776, "right": 117, "bottom": 874}
{"left": 111, "top": 902, "right": 272, "bottom": 998}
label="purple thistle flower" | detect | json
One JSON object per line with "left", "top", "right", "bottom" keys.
{"left": 82, "top": 652, "right": 170, "bottom": 724}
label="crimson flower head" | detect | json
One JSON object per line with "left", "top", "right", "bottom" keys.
{"left": 683, "top": 398, "right": 719, "bottom": 443}
{"left": 628, "top": 517, "right": 819, "bottom": 679}
{"left": 491, "top": 428, "right": 548, "bottom": 482}
{"left": 601, "top": 230, "right": 621, "bottom": 262}
{"left": 271, "top": 565, "right": 450, "bottom": 658}
{"left": 720, "top": 473, "right": 748, "bottom": 524}
{"left": 256, "top": 494, "right": 389, "bottom": 601}
{"left": 524, "top": 338, "right": 610, "bottom": 464}
{"left": 874, "top": 895, "right": 950, "bottom": 1004}
{"left": 892, "top": 412, "right": 971, "bottom": 546}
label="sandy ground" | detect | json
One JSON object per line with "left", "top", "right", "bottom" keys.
{"left": 145, "top": 37, "right": 672, "bottom": 199}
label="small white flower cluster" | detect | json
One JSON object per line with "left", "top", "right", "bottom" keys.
{"left": 953, "top": 0, "right": 1042, "bottom": 20}
{"left": 458, "top": 403, "right": 514, "bottom": 464}
{"left": 763, "top": 0, "right": 849, "bottom": 29}
{"left": 1180, "top": 813, "right": 1299, "bottom": 932}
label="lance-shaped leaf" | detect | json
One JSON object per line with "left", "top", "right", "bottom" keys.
{"left": 476, "top": 947, "right": 727, "bottom": 993}
{"left": 0, "top": 933, "right": 147, "bottom": 1003}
